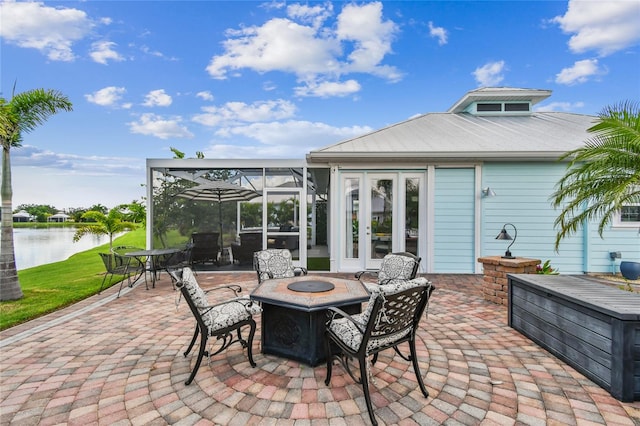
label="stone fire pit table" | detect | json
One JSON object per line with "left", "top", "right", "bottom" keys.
{"left": 250, "top": 276, "right": 369, "bottom": 366}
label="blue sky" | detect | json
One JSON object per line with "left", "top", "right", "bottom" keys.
{"left": 1, "top": 0, "right": 639, "bottom": 210}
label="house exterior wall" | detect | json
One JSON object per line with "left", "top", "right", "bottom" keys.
{"left": 586, "top": 218, "right": 640, "bottom": 274}
{"left": 480, "top": 162, "right": 640, "bottom": 274}
{"left": 433, "top": 167, "right": 477, "bottom": 273}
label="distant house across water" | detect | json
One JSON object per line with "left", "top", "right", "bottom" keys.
{"left": 48, "top": 213, "right": 71, "bottom": 223}
{"left": 12, "top": 210, "right": 34, "bottom": 223}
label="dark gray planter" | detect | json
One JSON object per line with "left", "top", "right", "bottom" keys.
{"left": 620, "top": 261, "right": 640, "bottom": 280}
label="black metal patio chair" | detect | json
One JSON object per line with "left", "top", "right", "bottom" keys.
{"left": 324, "top": 277, "right": 435, "bottom": 426}
{"left": 253, "top": 248, "right": 308, "bottom": 284}
{"left": 171, "top": 267, "right": 261, "bottom": 385}
{"left": 355, "top": 251, "right": 421, "bottom": 292}
{"left": 112, "top": 245, "right": 147, "bottom": 289}
{"left": 98, "top": 252, "right": 138, "bottom": 297}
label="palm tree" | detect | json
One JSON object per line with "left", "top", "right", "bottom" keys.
{"left": 552, "top": 101, "right": 640, "bottom": 250}
{"left": 73, "top": 208, "right": 138, "bottom": 251}
{"left": 1, "top": 88, "right": 72, "bottom": 301}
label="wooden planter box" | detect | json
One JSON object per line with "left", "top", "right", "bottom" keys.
{"left": 508, "top": 274, "right": 640, "bottom": 402}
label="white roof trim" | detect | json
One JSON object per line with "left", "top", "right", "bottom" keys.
{"left": 448, "top": 87, "right": 552, "bottom": 113}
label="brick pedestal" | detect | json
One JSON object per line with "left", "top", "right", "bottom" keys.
{"left": 477, "top": 256, "right": 541, "bottom": 305}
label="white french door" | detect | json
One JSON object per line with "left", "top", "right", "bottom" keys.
{"left": 340, "top": 171, "right": 425, "bottom": 271}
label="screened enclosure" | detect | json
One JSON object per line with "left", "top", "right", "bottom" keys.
{"left": 146, "top": 159, "right": 330, "bottom": 270}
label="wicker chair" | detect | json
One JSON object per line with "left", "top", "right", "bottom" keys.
{"left": 325, "top": 278, "right": 435, "bottom": 426}
{"left": 231, "top": 233, "right": 262, "bottom": 265}
{"left": 190, "top": 232, "right": 220, "bottom": 265}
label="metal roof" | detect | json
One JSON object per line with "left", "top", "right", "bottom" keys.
{"left": 307, "top": 87, "right": 598, "bottom": 164}
{"left": 307, "top": 111, "right": 596, "bottom": 163}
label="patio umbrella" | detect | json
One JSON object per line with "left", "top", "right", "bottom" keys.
{"left": 177, "top": 180, "right": 260, "bottom": 248}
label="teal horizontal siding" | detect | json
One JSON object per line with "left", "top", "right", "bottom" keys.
{"left": 481, "top": 162, "right": 584, "bottom": 274}
{"left": 481, "top": 162, "right": 640, "bottom": 274}
{"left": 434, "top": 168, "right": 475, "bottom": 273}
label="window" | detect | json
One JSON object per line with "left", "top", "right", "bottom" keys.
{"left": 614, "top": 204, "right": 640, "bottom": 228}
{"left": 621, "top": 205, "right": 640, "bottom": 222}
{"left": 504, "top": 103, "right": 529, "bottom": 112}
{"left": 477, "top": 103, "right": 501, "bottom": 112}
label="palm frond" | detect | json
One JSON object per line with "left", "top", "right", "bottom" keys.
{"left": 552, "top": 101, "right": 640, "bottom": 250}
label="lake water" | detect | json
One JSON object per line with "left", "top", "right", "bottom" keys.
{"left": 10, "top": 228, "right": 116, "bottom": 270}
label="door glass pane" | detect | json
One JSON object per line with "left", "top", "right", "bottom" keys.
{"left": 405, "top": 178, "right": 419, "bottom": 255}
{"left": 371, "top": 178, "right": 393, "bottom": 259}
{"left": 345, "top": 178, "right": 359, "bottom": 259}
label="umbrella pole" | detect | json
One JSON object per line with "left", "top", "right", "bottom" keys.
{"left": 219, "top": 201, "right": 223, "bottom": 259}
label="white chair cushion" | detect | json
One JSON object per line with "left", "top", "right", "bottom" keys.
{"left": 207, "top": 296, "right": 261, "bottom": 333}
{"left": 378, "top": 254, "right": 418, "bottom": 283}
{"left": 328, "top": 316, "right": 412, "bottom": 352}
{"left": 255, "top": 249, "right": 296, "bottom": 281}
{"left": 181, "top": 267, "right": 261, "bottom": 333}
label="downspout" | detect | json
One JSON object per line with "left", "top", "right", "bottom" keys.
{"left": 582, "top": 203, "right": 590, "bottom": 274}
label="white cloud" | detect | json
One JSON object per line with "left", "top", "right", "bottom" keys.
{"left": 0, "top": 1, "right": 95, "bottom": 61}
{"left": 286, "top": 2, "right": 333, "bottom": 29}
{"left": 142, "top": 89, "right": 172, "bottom": 107}
{"left": 552, "top": 0, "right": 640, "bottom": 56}
{"left": 11, "top": 145, "right": 145, "bottom": 208}
{"left": 192, "top": 99, "right": 296, "bottom": 127}
{"left": 85, "top": 86, "right": 127, "bottom": 107}
{"left": 139, "top": 44, "right": 178, "bottom": 61}
{"left": 196, "top": 91, "right": 214, "bottom": 101}
{"left": 295, "top": 79, "right": 361, "bottom": 98}
{"left": 205, "top": 2, "right": 400, "bottom": 95}
{"left": 473, "top": 61, "right": 506, "bottom": 86}
{"left": 335, "top": 2, "right": 400, "bottom": 79}
{"left": 90, "top": 40, "right": 124, "bottom": 64}
{"left": 204, "top": 120, "right": 372, "bottom": 159}
{"left": 428, "top": 21, "right": 448, "bottom": 46}
{"left": 534, "top": 101, "right": 585, "bottom": 112}
{"left": 128, "top": 113, "right": 194, "bottom": 139}
{"left": 207, "top": 17, "right": 339, "bottom": 79}
{"left": 555, "top": 59, "right": 606, "bottom": 85}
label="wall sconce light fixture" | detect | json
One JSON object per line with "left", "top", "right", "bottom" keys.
{"left": 495, "top": 223, "right": 517, "bottom": 259}
{"left": 482, "top": 187, "right": 496, "bottom": 197}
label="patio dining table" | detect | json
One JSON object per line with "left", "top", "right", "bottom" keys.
{"left": 125, "top": 248, "right": 181, "bottom": 289}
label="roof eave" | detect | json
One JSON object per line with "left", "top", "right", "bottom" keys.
{"left": 306, "top": 151, "right": 568, "bottom": 163}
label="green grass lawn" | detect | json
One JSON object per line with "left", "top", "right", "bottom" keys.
{"left": 1, "top": 228, "right": 331, "bottom": 331}
{"left": 0, "top": 228, "right": 145, "bottom": 331}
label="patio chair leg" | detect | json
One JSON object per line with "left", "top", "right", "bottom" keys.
{"left": 410, "top": 338, "right": 429, "bottom": 398}
{"left": 117, "top": 279, "right": 125, "bottom": 298}
{"left": 185, "top": 332, "right": 207, "bottom": 386}
{"left": 184, "top": 325, "right": 200, "bottom": 357}
{"left": 324, "top": 332, "right": 333, "bottom": 385}
{"left": 246, "top": 322, "right": 257, "bottom": 368}
{"left": 360, "top": 358, "right": 378, "bottom": 426}
{"left": 98, "top": 274, "right": 111, "bottom": 294}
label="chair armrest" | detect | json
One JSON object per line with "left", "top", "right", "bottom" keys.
{"left": 355, "top": 270, "right": 379, "bottom": 281}
{"left": 194, "top": 297, "right": 261, "bottom": 316}
{"left": 326, "top": 306, "right": 366, "bottom": 333}
{"left": 203, "top": 284, "right": 243, "bottom": 298}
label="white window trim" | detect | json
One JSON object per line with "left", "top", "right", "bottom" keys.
{"left": 612, "top": 204, "right": 640, "bottom": 228}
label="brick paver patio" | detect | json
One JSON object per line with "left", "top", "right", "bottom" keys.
{"left": 1, "top": 271, "right": 639, "bottom": 425}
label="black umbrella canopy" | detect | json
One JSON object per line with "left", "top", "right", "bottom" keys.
{"left": 177, "top": 181, "right": 260, "bottom": 248}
